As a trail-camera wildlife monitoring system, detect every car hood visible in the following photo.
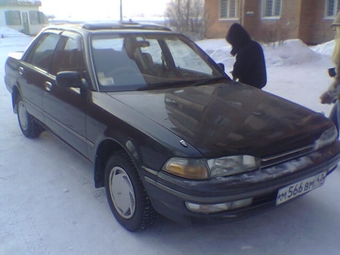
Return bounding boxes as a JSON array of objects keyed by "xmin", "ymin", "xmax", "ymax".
[{"xmin": 107, "ymin": 82, "xmax": 333, "ymax": 158}]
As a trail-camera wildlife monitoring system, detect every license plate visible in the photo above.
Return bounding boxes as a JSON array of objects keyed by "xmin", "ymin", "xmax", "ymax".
[{"xmin": 276, "ymin": 171, "xmax": 327, "ymax": 205}]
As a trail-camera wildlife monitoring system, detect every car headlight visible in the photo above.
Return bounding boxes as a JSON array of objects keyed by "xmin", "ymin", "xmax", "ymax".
[
  {"xmin": 314, "ymin": 125, "xmax": 338, "ymax": 149},
  {"xmin": 162, "ymin": 158, "xmax": 209, "ymax": 180},
  {"xmin": 207, "ymin": 155, "xmax": 259, "ymax": 178},
  {"xmin": 162, "ymin": 155, "xmax": 259, "ymax": 180}
]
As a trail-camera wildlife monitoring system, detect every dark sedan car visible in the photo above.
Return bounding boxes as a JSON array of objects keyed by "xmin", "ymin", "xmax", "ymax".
[{"xmin": 4, "ymin": 22, "xmax": 340, "ymax": 231}]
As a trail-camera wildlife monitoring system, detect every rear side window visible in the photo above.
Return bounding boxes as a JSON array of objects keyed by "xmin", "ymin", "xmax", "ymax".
[{"xmin": 25, "ymin": 33, "xmax": 60, "ymax": 71}]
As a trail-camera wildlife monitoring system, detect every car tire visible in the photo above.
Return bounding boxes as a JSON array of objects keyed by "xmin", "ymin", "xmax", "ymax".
[
  {"xmin": 105, "ymin": 151, "xmax": 158, "ymax": 231},
  {"xmin": 17, "ymin": 95, "xmax": 43, "ymax": 138}
]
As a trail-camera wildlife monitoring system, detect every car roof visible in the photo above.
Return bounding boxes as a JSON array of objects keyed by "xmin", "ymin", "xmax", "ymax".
[
  {"xmin": 43, "ymin": 21, "xmax": 172, "ymax": 35},
  {"xmin": 83, "ymin": 21, "xmax": 172, "ymax": 31}
]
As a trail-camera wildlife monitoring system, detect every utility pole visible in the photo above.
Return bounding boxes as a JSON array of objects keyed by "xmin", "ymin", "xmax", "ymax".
[
  {"xmin": 239, "ymin": 0, "xmax": 243, "ymax": 26},
  {"xmin": 120, "ymin": 0, "xmax": 123, "ymax": 21}
]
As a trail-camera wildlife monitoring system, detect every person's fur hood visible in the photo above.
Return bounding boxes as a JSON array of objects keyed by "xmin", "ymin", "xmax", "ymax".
[{"xmin": 226, "ymin": 23, "xmax": 251, "ymax": 56}]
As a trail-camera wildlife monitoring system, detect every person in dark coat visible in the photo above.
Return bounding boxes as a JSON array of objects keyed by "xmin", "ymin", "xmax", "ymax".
[{"xmin": 226, "ymin": 23, "xmax": 267, "ymax": 89}]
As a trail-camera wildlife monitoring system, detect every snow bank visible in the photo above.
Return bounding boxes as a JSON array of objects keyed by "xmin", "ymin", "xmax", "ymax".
[
  {"xmin": 197, "ymin": 38, "xmax": 334, "ymax": 69},
  {"xmin": 0, "ymin": 27, "xmax": 27, "ymax": 37},
  {"xmin": 0, "ymin": 28, "xmax": 33, "ymax": 64},
  {"xmin": 311, "ymin": 40, "xmax": 335, "ymax": 56},
  {"xmin": 264, "ymin": 39, "xmax": 321, "ymax": 67},
  {"xmin": 196, "ymin": 39, "xmax": 234, "ymax": 71}
]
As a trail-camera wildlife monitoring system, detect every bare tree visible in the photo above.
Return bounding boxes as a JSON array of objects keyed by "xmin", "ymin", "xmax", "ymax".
[
  {"xmin": 258, "ymin": 22, "xmax": 289, "ymax": 46},
  {"xmin": 165, "ymin": 0, "xmax": 205, "ymax": 40}
]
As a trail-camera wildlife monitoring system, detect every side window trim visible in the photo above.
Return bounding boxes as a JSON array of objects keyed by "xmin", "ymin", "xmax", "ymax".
[
  {"xmin": 23, "ymin": 31, "xmax": 61, "ymax": 72},
  {"xmin": 22, "ymin": 29, "xmax": 61, "ymax": 62}
]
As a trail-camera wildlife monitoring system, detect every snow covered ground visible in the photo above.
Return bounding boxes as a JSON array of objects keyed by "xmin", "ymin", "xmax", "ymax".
[{"xmin": 1, "ymin": 27, "xmax": 340, "ymax": 255}]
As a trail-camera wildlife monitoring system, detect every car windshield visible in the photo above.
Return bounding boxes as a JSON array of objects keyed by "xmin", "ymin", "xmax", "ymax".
[{"xmin": 91, "ymin": 33, "xmax": 228, "ymax": 92}]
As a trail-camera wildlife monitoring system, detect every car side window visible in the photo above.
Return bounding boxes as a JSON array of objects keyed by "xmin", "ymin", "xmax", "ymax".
[
  {"xmin": 139, "ymin": 38, "xmax": 162, "ymax": 66},
  {"xmin": 166, "ymin": 38, "xmax": 212, "ymax": 75},
  {"xmin": 51, "ymin": 32, "xmax": 85, "ymax": 76},
  {"xmin": 25, "ymin": 33, "xmax": 60, "ymax": 71}
]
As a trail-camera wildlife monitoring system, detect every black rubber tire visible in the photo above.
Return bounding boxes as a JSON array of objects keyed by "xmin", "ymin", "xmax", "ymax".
[
  {"xmin": 16, "ymin": 95, "xmax": 43, "ymax": 138},
  {"xmin": 104, "ymin": 151, "xmax": 158, "ymax": 231}
]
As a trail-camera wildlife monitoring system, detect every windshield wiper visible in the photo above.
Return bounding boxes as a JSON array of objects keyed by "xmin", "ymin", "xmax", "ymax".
[
  {"xmin": 192, "ymin": 76, "xmax": 230, "ymax": 87},
  {"xmin": 137, "ymin": 76, "xmax": 230, "ymax": 91},
  {"xmin": 137, "ymin": 80, "xmax": 191, "ymax": 91}
]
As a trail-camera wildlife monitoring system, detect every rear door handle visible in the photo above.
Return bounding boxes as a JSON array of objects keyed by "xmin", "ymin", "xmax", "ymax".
[
  {"xmin": 18, "ymin": 66, "xmax": 24, "ymax": 75},
  {"xmin": 44, "ymin": 81, "xmax": 52, "ymax": 92}
]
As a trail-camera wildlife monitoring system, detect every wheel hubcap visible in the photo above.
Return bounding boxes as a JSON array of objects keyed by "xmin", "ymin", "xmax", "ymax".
[
  {"xmin": 18, "ymin": 101, "xmax": 28, "ymax": 131},
  {"xmin": 109, "ymin": 166, "xmax": 136, "ymax": 219}
]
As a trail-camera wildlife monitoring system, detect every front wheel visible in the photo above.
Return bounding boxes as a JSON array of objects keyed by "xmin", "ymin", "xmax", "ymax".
[
  {"xmin": 17, "ymin": 95, "xmax": 43, "ymax": 138},
  {"xmin": 105, "ymin": 151, "xmax": 158, "ymax": 231}
]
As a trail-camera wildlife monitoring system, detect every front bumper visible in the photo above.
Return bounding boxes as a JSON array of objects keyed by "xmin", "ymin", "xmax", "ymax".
[{"xmin": 143, "ymin": 142, "xmax": 340, "ymax": 225}]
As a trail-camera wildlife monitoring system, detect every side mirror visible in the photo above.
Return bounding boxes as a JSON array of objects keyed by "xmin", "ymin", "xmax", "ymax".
[
  {"xmin": 217, "ymin": 63, "xmax": 225, "ymax": 72},
  {"xmin": 136, "ymin": 40, "xmax": 150, "ymax": 48},
  {"xmin": 56, "ymin": 71, "xmax": 83, "ymax": 88}
]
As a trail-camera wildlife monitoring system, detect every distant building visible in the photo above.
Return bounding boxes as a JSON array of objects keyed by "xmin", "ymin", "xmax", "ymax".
[
  {"xmin": 0, "ymin": 0, "xmax": 48, "ymax": 35},
  {"xmin": 205, "ymin": 0, "xmax": 339, "ymax": 45}
]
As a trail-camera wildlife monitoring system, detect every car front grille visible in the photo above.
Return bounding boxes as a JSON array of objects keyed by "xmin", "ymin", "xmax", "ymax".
[{"xmin": 260, "ymin": 144, "xmax": 315, "ymax": 168}]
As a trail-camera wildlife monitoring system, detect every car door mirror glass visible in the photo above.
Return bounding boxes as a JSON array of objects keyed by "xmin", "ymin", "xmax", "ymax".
[{"xmin": 56, "ymin": 71, "xmax": 83, "ymax": 88}]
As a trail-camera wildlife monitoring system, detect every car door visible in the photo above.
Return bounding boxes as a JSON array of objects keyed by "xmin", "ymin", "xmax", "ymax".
[
  {"xmin": 43, "ymin": 31, "xmax": 90, "ymax": 157},
  {"xmin": 19, "ymin": 31, "xmax": 61, "ymax": 122}
]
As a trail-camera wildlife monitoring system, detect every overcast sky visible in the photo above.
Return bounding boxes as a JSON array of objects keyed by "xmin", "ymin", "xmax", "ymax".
[{"xmin": 40, "ymin": 0, "xmax": 168, "ymax": 20}]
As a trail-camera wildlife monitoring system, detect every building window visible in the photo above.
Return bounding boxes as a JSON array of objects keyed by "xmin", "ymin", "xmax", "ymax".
[
  {"xmin": 5, "ymin": 11, "xmax": 22, "ymax": 25},
  {"xmin": 29, "ymin": 11, "xmax": 45, "ymax": 24},
  {"xmin": 220, "ymin": 0, "xmax": 238, "ymax": 19},
  {"xmin": 325, "ymin": 0, "xmax": 340, "ymax": 17},
  {"xmin": 262, "ymin": 0, "xmax": 282, "ymax": 18},
  {"xmin": 29, "ymin": 11, "xmax": 39, "ymax": 24}
]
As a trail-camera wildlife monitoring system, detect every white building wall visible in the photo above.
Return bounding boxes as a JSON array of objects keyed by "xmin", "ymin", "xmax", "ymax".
[{"xmin": 0, "ymin": 5, "xmax": 47, "ymax": 35}]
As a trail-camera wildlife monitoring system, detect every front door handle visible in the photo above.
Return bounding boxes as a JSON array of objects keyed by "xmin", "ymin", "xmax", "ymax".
[
  {"xmin": 44, "ymin": 81, "xmax": 52, "ymax": 92},
  {"xmin": 18, "ymin": 66, "xmax": 24, "ymax": 75}
]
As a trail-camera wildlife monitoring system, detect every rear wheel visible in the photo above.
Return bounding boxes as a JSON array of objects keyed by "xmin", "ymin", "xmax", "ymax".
[
  {"xmin": 105, "ymin": 151, "xmax": 158, "ymax": 231},
  {"xmin": 17, "ymin": 95, "xmax": 43, "ymax": 138}
]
